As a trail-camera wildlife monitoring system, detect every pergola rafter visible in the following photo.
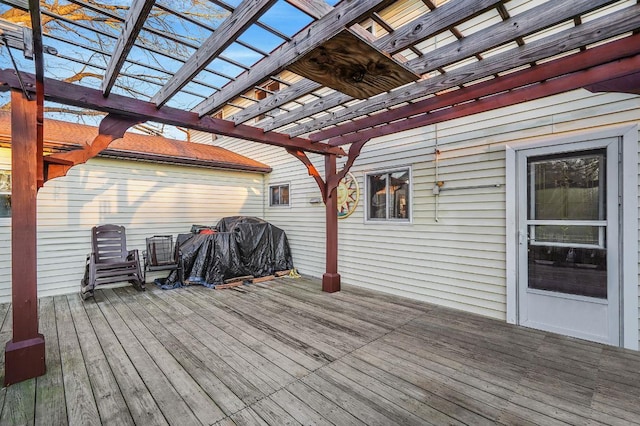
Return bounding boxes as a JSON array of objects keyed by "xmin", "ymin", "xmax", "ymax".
[
  {"xmin": 100, "ymin": 0, "xmax": 155, "ymax": 96},
  {"xmin": 151, "ymin": 0, "xmax": 278, "ymax": 108}
]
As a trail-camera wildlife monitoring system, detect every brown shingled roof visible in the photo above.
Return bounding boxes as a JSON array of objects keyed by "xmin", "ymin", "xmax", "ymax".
[{"xmin": 0, "ymin": 112, "xmax": 271, "ymax": 173}]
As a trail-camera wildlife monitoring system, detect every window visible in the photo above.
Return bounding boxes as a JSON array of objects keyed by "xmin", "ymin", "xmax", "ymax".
[
  {"xmin": 366, "ymin": 168, "xmax": 411, "ymax": 221},
  {"xmin": 0, "ymin": 170, "xmax": 10, "ymax": 218},
  {"xmin": 269, "ymin": 183, "xmax": 289, "ymax": 206}
]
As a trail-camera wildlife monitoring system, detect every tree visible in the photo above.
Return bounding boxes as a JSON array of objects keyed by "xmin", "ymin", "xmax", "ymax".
[{"xmin": 0, "ymin": 0, "xmax": 228, "ymax": 135}]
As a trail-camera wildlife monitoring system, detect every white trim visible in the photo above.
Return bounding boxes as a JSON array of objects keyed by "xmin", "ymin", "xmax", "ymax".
[
  {"xmin": 621, "ymin": 125, "xmax": 639, "ymax": 350},
  {"xmin": 505, "ymin": 145, "xmax": 517, "ymax": 324},
  {"xmin": 526, "ymin": 288, "xmax": 609, "ymax": 304},
  {"xmin": 505, "ymin": 125, "xmax": 638, "ymax": 349}
]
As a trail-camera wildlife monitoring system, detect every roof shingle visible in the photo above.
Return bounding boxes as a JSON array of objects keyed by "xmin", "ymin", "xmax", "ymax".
[{"xmin": 0, "ymin": 112, "xmax": 271, "ymax": 173}]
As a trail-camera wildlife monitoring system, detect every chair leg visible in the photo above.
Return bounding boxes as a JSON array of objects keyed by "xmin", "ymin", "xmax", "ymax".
[
  {"xmin": 80, "ymin": 284, "xmax": 94, "ymax": 300},
  {"xmin": 80, "ymin": 261, "xmax": 94, "ymax": 300},
  {"xmin": 130, "ymin": 276, "xmax": 145, "ymax": 292}
]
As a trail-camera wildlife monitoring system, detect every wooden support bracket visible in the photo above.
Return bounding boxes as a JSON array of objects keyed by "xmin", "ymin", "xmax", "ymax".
[
  {"xmin": 44, "ymin": 113, "xmax": 142, "ymax": 182},
  {"xmin": 286, "ymin": 148, "xmax": 327, "ymax": 201},
  {"xmin": 287, "ymin": 139, "xmax": 369, "ymax": 293}
]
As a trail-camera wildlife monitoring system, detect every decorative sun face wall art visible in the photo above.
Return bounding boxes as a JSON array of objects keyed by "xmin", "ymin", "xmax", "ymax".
[{"xmin": 337, "ymin": 172, "xmax": 360, "ymax": 219}]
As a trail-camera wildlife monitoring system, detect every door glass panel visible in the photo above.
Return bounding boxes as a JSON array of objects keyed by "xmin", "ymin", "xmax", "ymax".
[
  {"xmin": 389, "ymin": 170, "xmax": 409, "ymax": 219},
  {"xmin": 367, "ymin": 174, "xmax": 387, "ymax": 219},
  {"xmin": 527, "ymin": 150, "xmax": 607, "ymax": 298},
  {"xmin": 528, "ymin": 246, "xmax": 607, "ymax": 298},
  {"xmin": 529, "ymin": 152, "xmax": 605, "ymax": 221}
]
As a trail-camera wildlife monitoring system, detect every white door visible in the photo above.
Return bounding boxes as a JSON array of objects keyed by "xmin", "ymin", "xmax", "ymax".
[{"xmin": 517, "ymin": 138, "xmax": 620, "ymax": 345}]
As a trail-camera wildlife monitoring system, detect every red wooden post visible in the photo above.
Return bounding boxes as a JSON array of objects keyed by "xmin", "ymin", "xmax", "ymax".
[
  {"xmin": 322, "ymin": 154, "xmax": 340, "ymax": 292},
  {"xmin": 5, "ymin": 89, "xmax": 46, "ymax": 386}
]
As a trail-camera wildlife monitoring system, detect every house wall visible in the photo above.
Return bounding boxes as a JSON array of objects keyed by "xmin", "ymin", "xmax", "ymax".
[
  {"xmin": 0, "ymin": 153, "xmax": 265, "ymax": 302},
  {"xmin": 214, "ymin": 89, "xmax": 640, "ymax": 339}
]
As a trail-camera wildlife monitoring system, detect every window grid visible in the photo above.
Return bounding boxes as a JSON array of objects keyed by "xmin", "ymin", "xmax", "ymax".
[{"xmin": 269, "ymin": 183, "xmax": 290, "ymax": 206}]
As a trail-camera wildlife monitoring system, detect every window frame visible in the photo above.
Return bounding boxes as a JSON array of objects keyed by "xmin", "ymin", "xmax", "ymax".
[
  {"xmin": 0, "ymin": 168, "xmax": 10, "ymax": 224},
  {"xmin": 269, "ymin": 182, "xmax": 290, "ymax": 207},
  {"xmin": 364, "ymin": 166, "xmax": 412, "ymax": 224}
]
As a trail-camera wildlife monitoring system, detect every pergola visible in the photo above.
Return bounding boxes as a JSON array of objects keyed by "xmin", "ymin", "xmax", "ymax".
[{"xmin": 0, "ymin": 0, "xmax": 639, "ymax": 385}]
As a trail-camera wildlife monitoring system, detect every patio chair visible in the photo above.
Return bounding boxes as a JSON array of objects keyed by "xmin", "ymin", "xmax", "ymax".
[
  {"xmin": 142, "ymin": 235, "xmax": 183, "ymax": 284},
  {"xmin": 81, "ymin": 224, "xmax": 144, "ymax": 300}
]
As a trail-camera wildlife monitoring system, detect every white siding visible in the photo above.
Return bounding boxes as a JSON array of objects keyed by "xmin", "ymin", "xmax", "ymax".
[
  {"xmin": 189, "ymin": 130, "xmax": 215, "ymax": 145},
  {"xmin": 216, "ymin": 89, "xmax": 640, "ymax": 327},
  {"xmin": 0, "ymin": 155, "xmax": 264, "ymax": 302}
]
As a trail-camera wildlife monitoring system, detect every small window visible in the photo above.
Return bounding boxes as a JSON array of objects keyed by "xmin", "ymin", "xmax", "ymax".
[
  {"xmin": 270, "ymin": 183, "xmax": 290, "ymax": 206},
  {"xmin": 366, "ymin": 168, "xmax": 411, "ymax": 222},
  {"xmin": 0, "ymin": 170, "xmax": 10, "ymax": 218}
]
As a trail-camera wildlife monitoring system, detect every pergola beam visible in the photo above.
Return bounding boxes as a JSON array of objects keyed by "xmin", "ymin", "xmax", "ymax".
[
  {"xmin": 151, "ymin": 0, "xmax": 278, "ymax": 108},
  {"xmin": 0, "ymin": 69, "xmax": 345, "ymax": 156},
  {"xmin": 101, "ymin": 0, "xmax": 155, "ymax": 96},
  {"xmin": 192, "ymin": 0, "xmax": 396, "ymax": 117}
]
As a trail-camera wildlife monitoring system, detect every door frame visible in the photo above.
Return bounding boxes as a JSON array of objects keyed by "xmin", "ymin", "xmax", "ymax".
[{"xmin": 506, "ymin": 125, "xmax": 638, "ymax": 349}]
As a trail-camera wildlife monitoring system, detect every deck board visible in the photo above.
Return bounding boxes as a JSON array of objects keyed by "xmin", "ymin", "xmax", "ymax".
[
  {"xmin": 66, "ymin": 293, "xmax": 135, "ymax": 425},
  {"xmin": 34, "ymin": 297, "xmax": 67, "ymax": 426},
  {"xmin": 82, "ymin": 292, "xmax": 168, "ymax": 425},
  {"xmin": 55, "ymin": 295, "xmax": 101, "ymax": 426},
  {"xmin": 159, "ymin": 288, "xmax": 309, "ymax": 380},
  {"xmin": 145, "ymin": 289, "xmax": 294, "ymax": 390},
  {"xmin": 1, "ymin": 276, "xmax": 640, "ymax": 425},
  {"xmin": 103, "ymin": 288, "xmax": 226, "ymax": 425}
]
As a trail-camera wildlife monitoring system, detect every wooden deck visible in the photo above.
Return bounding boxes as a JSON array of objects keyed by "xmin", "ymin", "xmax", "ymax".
[{"xmin": 1, "ymin": 276, "xmax": 639, "ymax": 425}]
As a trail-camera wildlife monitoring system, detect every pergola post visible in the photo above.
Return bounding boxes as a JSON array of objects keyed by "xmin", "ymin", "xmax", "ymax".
[
  {"xmin": 322, "ymin": 153, "xmax": 340, "ymax": 292},
  {"xmin": 4, "ymin": 89, "xmax": 46, "ymax": 386},
  {"xmin": 288, "ymin": 141, "xmax": 368, "ymax": 293}
]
